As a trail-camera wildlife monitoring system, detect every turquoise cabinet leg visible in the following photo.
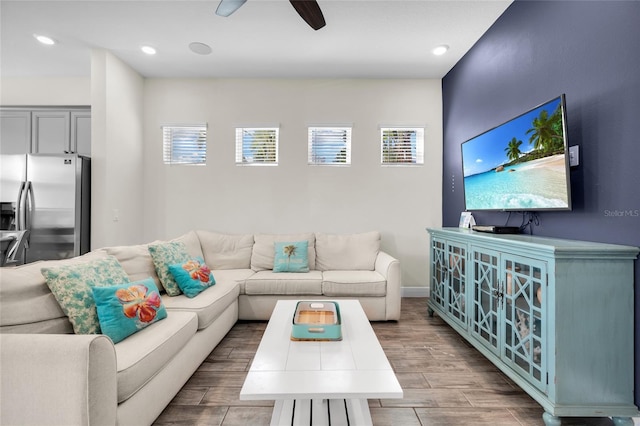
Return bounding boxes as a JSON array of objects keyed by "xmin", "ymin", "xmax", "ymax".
[
  {"xmin": 542, "ymin": 412, "xmax": 561, "ymax": 426},
  {"xmin": 611, "ymin": 417, "xmax": 634, "ymax": 426},
  {"xmin": 428, "ymin": 307, "xmax": 434, "ymax": 317}
]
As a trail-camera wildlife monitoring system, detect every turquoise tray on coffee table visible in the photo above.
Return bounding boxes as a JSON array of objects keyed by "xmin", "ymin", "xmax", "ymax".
[{"xmin": 291, "ymin": 301, "xmax": 342, "ymax": 341}]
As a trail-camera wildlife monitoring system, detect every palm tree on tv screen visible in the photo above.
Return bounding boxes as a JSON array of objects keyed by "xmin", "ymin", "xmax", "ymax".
[
  {"xmin": 504, "ymin": 137, "xmax": 524, "ymax": 161},
  {"xmin": 526, "ymin": 106, "xmax": 564, "ymax": 154}
]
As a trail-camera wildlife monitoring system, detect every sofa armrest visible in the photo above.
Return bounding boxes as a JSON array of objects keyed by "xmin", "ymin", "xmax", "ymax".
[
  {"xmin": 375, "ymin": 251, "xmax": 401, "ymax": 320},
  {"xmin": 0, "ymin": 334, "xmax": 117, "ymax": 426}
]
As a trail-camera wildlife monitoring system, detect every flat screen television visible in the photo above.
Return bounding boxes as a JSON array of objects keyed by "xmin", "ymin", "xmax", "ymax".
[{"xmin": 461, "ymin": 94, "xmax": 572, "ymax": 212}]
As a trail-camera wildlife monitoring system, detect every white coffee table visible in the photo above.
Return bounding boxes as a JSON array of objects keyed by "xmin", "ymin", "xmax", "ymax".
[{"xmin": 240, "ymin": 299, "xmax": 403, "ymax": 426}]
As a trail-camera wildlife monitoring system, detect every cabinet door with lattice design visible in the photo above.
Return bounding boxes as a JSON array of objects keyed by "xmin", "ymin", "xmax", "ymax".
[
  {"xmin": 501, "ymin": 255, "xmax": 547, "ymax": 393},
  {"xmin": 445, "ymin": 241, "xmax": 467, "ymax": 329},
  {"xmin": 469, "ymin": 246, "xmax": 501, "ymax": 356},
  {"xmin": 429, "ymin": 237, "xmax": 448, "ymax": 313}
]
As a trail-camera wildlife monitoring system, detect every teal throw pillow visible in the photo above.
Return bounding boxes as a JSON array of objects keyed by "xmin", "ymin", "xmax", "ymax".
[
  {"xmin": 148, "ymin": 241, "xmax": 191, "ymax": 296},
  {"xmin": 92, "ymin": 277, "xmax": 167, "ymax": 344},
  {"xmin": 41, "ymin": 256, "xmax": 131, "ymax": 334},
  {"xmin": 273, "ymin": 241, "xmax": 309, "ymax": 272},
  {"xmin": 168, "ymin": 257, "xmax": 216, "ymax": 298}
]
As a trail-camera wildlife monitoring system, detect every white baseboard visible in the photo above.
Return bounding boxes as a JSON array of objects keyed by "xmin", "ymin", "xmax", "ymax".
[{"xmin": 401, "ymin": 287, "xmax": 429, "ymax": 298}]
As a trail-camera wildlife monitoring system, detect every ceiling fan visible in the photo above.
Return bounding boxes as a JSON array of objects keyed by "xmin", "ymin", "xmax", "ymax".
[{"xmin": 215, "ymin": 0, "xmax": 326, "ymax": 31}]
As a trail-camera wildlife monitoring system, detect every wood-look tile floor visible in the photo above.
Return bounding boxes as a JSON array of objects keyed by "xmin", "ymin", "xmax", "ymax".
[{"xmin": 153, "ymin": 298, "xmax": 624, "ymax": 426}]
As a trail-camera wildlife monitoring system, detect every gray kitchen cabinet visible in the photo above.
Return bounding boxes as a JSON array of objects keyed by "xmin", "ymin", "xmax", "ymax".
[
  {"xmin": 71, "ymin": 110, "xmax": 91, "ymax": 156},
  {"xmin": 0, "ymin": 110, "xmax": 31, "ymax": 155},
  {"xmin": 1, "ymin": 107, "xmax": 91, "ymax": 155},
  {"xmin": 31, "ymin": 110, "xmax": 71, "ymax": 154}
]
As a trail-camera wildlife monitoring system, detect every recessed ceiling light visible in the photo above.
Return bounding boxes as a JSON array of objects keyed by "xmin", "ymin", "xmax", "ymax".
[
  {"xmin": 432, "ymin": 45, "xmax": 449, "ymax": 56},
  {"xmin": 34, "ymin": 34, "xmax": 56, "ymax": 45},
  {"xmin": 189, "ymin": 42, "xmax": 212, "ymax": 55},
  {"xmin": 141, "ymin": 45, "xmax": 157, "ymax": 55}
]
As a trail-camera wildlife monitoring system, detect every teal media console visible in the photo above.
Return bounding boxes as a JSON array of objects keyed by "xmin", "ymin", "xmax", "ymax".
[{"xmin": 427, "ymin": 227, "xmax": 639, "ymax": 426}]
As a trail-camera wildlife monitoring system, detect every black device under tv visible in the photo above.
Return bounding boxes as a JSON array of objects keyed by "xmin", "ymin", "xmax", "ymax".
[
  {"xmin": 472, "ymin": 225, "xmax": 520, "ymax": 234},
  {"xmin": 460, "ymin": 94, "xmax": 572, "ymax": 213}
]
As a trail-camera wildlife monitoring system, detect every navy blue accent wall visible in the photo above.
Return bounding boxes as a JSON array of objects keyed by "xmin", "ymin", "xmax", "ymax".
[{"xmin": 442, "ymin": 1, "xmax": 640, "ymax": 407}]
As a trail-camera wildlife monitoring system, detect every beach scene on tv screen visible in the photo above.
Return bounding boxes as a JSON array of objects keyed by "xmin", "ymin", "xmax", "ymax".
[{"xmin": 462, "ymin": 97, "xmax": 570, "ymax": 210}]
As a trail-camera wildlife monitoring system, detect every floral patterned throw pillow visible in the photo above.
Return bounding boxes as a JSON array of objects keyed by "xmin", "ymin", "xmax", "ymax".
[
  {"xmin": 148, "ymin": 241, "xmax": 191, "ymax": 296},
  {"xmin": 41, "ymin": 256, "xmax": 131, "ymax": 334},
  {"xmin": 91, "ymin": 277, "xmax": 167, "ymax": 343},
  {"xmin": 168, "ymin": 257, "xmax": 216, "ymax": 298}
]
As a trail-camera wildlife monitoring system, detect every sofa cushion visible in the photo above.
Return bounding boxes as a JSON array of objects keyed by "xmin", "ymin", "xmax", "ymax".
[
  {"xmin": 148, "ymin": 241, "xmax": 191, "ymax": 297},
  {"xmin": 100, "ymin": 243, "xmax": 163, "ymax": 292},
  {"xmin": 244, "ymin": 271, "xmax": 323, "ymax": 295},
  {"xmin": 0, "ymin": 317, "xmax": 73, "ymax": 334},
  {"xmin": 315, "ymin": 231, "xmax": 380, "ymax": 271},
  {"xmin": 196, "ymin": 231, "xmax": 254, "ymax": 270},
  {"xmin": 0, "ymin": 251, "xmax": 108, "ymax": 333},
  {"xmin": 251, "ymin": 233, "xmax": 316, "ymax": 271},
  {"xmin": 168, "ymin": 257, "xmax": 215, "ymax": 298},
  {"xmin": 273, "ymin": 241, "xmax": 309, "ymax": 273},
  {"xmin": 92, "ymin": 278, "xmax": 167, "ymax": 344},
  {"xmin": 322, "ymin": 270, "xmax": 387, "ymax": 297},
  {"xmin": 161, "ymin": 280, "xmax": 239, "ymax": 330},
  {"xmin": 41, "ymin": 256, "xmax": 131, "ymax": 335},
  {"xmin": 209, "ymin": 269, "xmax": 255, "ymax": 295},
  {"xmin": 114, "ymin": 310, "xmax": 197, "ymax": 403},
  {"xmin": 102, "ymin": 231, "xmax": 203, "ymax": 294},
  {"xmin": 171, "ymin": 230, "xmax": 204, "ymax": 256}
]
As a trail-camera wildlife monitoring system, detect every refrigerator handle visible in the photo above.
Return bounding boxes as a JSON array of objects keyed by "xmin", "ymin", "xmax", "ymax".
[
  {"xmin": 25, "ymin": 181, "xmax": 34, "ymax": 232},
  {"xmin": 16, "ymin": 181, "xmax": 27, "ymax": 230}
]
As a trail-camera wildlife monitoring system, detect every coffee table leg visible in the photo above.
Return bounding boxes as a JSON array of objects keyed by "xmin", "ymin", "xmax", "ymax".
[
  {"xmin": 345, "ymin": 398, "xmax": 373, "ymax": 425},
  {"xmin": 271, "ymin": 400, "xmax": 292, "ymax": 426}
]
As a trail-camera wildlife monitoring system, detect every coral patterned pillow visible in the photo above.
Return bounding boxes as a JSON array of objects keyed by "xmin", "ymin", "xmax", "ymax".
[
  {"xmin": 168, "ymin": 257, "xmax": 216, "ymax": 298},
  {"xmin": 91, "ymin": 278, "xmax": 167, "ymax": 343}
]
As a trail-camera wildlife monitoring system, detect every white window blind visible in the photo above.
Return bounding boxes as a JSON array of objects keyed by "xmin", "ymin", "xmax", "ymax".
[
  {"xmin": 308, "ymin": 126, "xmax": 352, "ymax": 165},
  {"xmin": 235, "ymin": 127, "xmax": 279, "ymax": 165},
  {"xmin": 381, "ymin": 127, "xmax": 424, "ymax": 165},
  {"xmin": 162, "ymin": 124, "xmax": 207, "ymax": 165}
]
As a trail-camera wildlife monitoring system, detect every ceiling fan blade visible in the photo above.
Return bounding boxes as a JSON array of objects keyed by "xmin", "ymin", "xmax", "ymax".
[
  {"xmin": 290, "ymin": 0, "xmax": 326, "ymax": 30},
  {"xmin": 216, "ymin": 0, "xmax": 247, "ymax": 17}
]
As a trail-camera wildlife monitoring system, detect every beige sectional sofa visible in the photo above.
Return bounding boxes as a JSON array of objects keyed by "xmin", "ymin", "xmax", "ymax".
[{"xmin": 0, "ymin": 230, "xmax": 400, "ymax": 426}]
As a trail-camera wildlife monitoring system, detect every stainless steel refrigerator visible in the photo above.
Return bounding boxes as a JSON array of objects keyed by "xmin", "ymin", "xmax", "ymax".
[{"xmin": 0, "ymin": 154, "xmax": 90, "ymax": 263}]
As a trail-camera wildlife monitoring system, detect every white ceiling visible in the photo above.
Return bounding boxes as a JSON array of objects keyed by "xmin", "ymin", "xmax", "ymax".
[{"xmin": 0, "ymin": 0, "xmax": 512, "ymax": 79}]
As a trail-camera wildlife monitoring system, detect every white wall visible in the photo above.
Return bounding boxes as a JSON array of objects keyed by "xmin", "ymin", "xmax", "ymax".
[
  {"xmin": 90, "ymin": 50, "xmax": 145, "ymax": 249},
  {"xmin": 143, "ymin": 78, "xmax": 442, "ymax": 289},
  {"xmin": 0, "ymin": 77, "xmax": 90, "ymax": 105},
  {"xmin": 1, "ymin": 71, "xmax": 441, "ymax": 289}
]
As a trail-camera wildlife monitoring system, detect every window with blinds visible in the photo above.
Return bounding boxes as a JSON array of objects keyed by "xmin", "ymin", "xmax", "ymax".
[
  {"xmin": 380, "ymin": 127, "xmax": 424, "ymax": 165},
  {"xmin": 235, "ymin": 127, "xmax": 279, "ymax": 165},
  {"xmin": 162, "ymin": 124, "xmax": 207, "ymax": 165},
  {"xmin": 308, "ymin": 126, "xmax": 352, "ymax": 165}
]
